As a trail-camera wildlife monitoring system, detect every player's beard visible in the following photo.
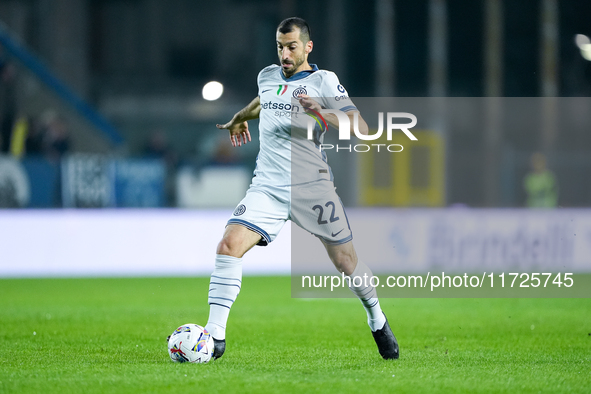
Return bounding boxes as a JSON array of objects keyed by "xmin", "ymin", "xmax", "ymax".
[{"xmin": 281, "ymin": 54, "xmax": 305, "ymax": 78}]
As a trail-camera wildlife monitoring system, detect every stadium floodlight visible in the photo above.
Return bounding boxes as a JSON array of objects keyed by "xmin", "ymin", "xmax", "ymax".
[
  {"xmin": 574, "ymin": 34, "xmax": 591, "ymax": 61},
  {"xmin": 574, "ymin": 34, "xmax": 590, "ymax": 48},
  {"xmin": 202, "ymin": 81, "xmax": 224, "ymax": 101}
]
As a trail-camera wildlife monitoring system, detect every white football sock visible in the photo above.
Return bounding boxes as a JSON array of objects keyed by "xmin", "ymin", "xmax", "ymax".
[
  {"xmin": 347, "ymin": 260, "xmax": 386, "ymax": 331},
  {"xmin": 205, "ymin": 254, "xmax": 242, "ymax": 340}
]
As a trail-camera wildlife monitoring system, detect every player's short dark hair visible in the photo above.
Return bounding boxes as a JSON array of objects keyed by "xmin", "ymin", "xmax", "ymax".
[{"xmin": 277, "ymin": 17, "xmax": 311, "ymax": 43}]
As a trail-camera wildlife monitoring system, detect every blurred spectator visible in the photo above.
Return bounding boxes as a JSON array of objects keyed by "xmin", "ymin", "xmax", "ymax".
[
  {"xmin": 8, "ymin": 116, "xmax": 28, "ymax": 158},
  {"xmin": 144, "ymin": 129, "xmax": 178, "ymax": 206},
  {"xmin": 42, "ymin": 112, "xmax": 71, "ymax": 162},
  {"xmin": 0, "ymin": 51, "xmax": 16, "ymax": 154},
  {"xmin": 524, "ymin": 152, "xmax": 558, "ymax": 208},
  {"xmin": 207, "ymin": 136, "xmax": 240, "ymax": 166},
  {"xmin": 144, "ymin": 129, "xmax": 177, "ymax": 166},
  {"xmin": 25, "ymin": 116, "xmax": 45, "ymax": 155}
]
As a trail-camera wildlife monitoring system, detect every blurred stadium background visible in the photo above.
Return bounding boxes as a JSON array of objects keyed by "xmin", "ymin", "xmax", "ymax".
[{"xmin": 0, "ymin": 0, "xmax": 590, "ymax": 277}]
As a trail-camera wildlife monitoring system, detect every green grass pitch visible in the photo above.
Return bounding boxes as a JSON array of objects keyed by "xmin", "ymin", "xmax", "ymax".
[{"xmin": 0, "ymin": 276, "xmax": 589, "ymax": 393}]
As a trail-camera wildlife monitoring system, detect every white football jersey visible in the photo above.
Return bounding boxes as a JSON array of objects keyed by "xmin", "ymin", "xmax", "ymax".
[{"xmin": 254, "ymin": 64, "xmax": 357, "ymax": 186}]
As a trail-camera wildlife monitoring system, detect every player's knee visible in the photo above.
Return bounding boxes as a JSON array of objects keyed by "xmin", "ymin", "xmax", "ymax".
[{"xmin": 216, "ymin": 237, "xmax": 241, "ymax": 257}]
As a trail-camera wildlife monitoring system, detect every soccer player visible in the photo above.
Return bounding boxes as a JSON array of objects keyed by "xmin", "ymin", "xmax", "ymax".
[{"xmin": 206, "ymin": 17, "xmax": 399, "ymax": 360}]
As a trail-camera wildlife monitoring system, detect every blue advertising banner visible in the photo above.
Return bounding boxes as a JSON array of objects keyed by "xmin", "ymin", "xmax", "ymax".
[
  {"xmin": 62, "ymin": 154, "xmax": 114, "ymax": 208},
  {"xmin": 21, "ymin": 156, "xmax": 59, "ymax": 208},
  {"xmin": 112, "ymin": 159, "xmax": 165, "ymax": 207},
  {"xmin": 61, "ymin": 154, "xmax": 166, "ymax": 208}
]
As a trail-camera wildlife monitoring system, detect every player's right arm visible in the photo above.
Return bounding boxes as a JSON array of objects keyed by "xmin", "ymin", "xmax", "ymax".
[{"xmin": 216, "ymin": 96, "xmax": 261, "ymax": 147}]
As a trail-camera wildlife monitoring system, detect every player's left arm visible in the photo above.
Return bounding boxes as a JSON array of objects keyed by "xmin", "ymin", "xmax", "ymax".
[{"xmin": 298, "ymin": 94, "xmax": 369, "ymax": 136}]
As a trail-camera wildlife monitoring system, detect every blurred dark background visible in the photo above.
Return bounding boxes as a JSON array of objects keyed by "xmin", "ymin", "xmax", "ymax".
[{"xmin": 0, "ymin": 0, "xmax": 590, "ymax": 209}]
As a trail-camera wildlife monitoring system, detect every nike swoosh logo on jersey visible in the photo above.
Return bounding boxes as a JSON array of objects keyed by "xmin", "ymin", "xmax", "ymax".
[
  {"xmin": 331, "ymin": 229, "xmax": 344, "ymax": 237},
  {"xmin": 262, "ymin": 89, "xmax": 272, "ymax": 93}
]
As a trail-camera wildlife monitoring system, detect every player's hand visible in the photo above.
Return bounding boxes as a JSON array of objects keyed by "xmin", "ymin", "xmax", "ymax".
[
  {"xmin": 297, "ymin": 94, "xmax": 322, "ymax": 113},
  {"xmin": 216, "ymin": 120, "xmax": 252, "ymax": 147}
]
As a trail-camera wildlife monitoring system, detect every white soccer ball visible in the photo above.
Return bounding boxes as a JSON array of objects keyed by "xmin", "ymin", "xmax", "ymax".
[{"xmin": 167, "ymin": 324, "xmax": 214, "ymax": 363}]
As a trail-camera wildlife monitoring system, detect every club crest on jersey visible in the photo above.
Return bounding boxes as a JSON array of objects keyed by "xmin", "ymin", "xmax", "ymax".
[
  {"xmin": 292, "ymin": 86, "xmax": 307, "ymax": 98},
  {"xmin": 277, "ymin": 84, "xmax": 288, "ymax": 95},
  {"xmin": 233, "ymin": 204, "xmax": 246, "ymax": 216}
]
